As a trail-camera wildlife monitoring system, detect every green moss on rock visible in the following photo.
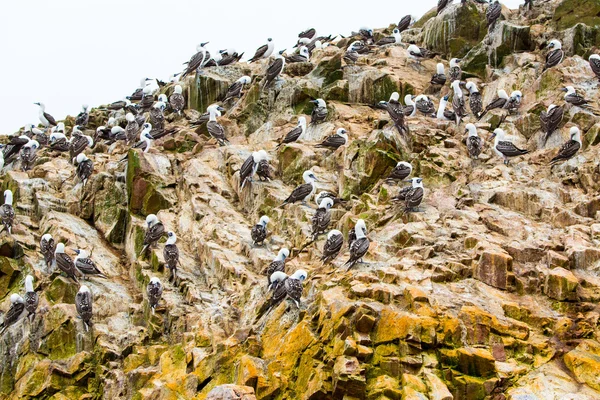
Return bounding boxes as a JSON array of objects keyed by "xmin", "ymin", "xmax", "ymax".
[{"xmin": 554, "ymin": 0, "xmax": 600, "ymax": 30}]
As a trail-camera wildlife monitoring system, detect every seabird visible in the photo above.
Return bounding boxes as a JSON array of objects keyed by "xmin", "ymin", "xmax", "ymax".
[
  {"xmin": 451, "ymin": 80, "xmax": 468, "ymax": 125},
  {"xmin": 147, "ymin": 277, "xmax": 163, "ymax": 314},
  {"xmin": 107, "ymin": 98, "xmax": 132, "ymax": 111},
  {"xmin": 181, "ymin": 42, "xmax": 210, "ymax": 78},
  {"xmin": 314, "ymin": 191, "xmax": 346, "ymax": 207},
  {"xmin": 277, "ymin": 117, "xmax": 307, "ymax": 148},
  {"xmin": 415, "ymin": 95, "xmax": 436, "ymax": 116},
  {"xmin": 438, "ymin": 0, "xmax": 450, "ymax": 14},
  {"xmin": 376, "ymin": 28, "xmax": 402, "ymax": 46},
  {"xmin": 75, "ymin": 285, "xmax": 93, "ymax": 332},
  {"xmin": 311, "ymin": 198, "xmax": 333, "ymax": 240},
  {"xmin": 284, "ymin": 269, "xmax": 307, "ymax": 308},
  {"xmin": 218, "ymin": 49, "xmax": 244, "ymax": 66},
  {"xmin": 163, "ymin": 231, "xmax": 180, "ymax": 282},
  {"xmin": 344, "ymin": 219, "xmax": 370, "ymax": 270},
  {"xmin": 54, "ymin": 122, "xmax": 66, "ymax": 134},
  {"xmin": 143, "ymin": 79, "xmax": 160, "ymax": 97},
  {"xmin": 74, "ymin": 249, "xmax": 106, "ymax": 278},
  {"xmin": 207, "ymin": 105, "xmax": 229, "ymax": 146},
  {"xmin": 95, "ymin": 125, "xmax": 111, "ymax": 143},
  {"xmin": 310, "ymin": 99, "xmax": 328, "ymax": 124},
  {"xmin": 486, "ymin": 0, "xmax": 502, "ymax": 30},
  {"xmin": 128, "ymin": 123, "xmax": 154, "ymax": 154},
  {"xmin": 540, "ymin": 104, "xmax": 564, "ymax": 145},
  {"xmin": 34, "ymin": 102, "xmax": 58, "ymax": 128},
  {"xmin": 263, "ymin": 50, "xmax": 286, "ymax": 89},
  {"xmin": 466, "ymin": 82, "xmax": 483, "ymax": 118},
  {"xmin": 491, "ymin": 128, "xmax": 529, "ymax": 165},
  {"xmin": 316, "ymin": 128, "xmax": 348, "ymax": 150},
  {"xmin": 110, "ymin": 126, "xmax": 127, "ymax": 142},
  {"xmin": 249, "ymin": 38, "xmax": 274, "ymax": 63},
  {"xmin": 407, "ymin": 45, "xmax": 437, "ymax": 69},
  {"xmin": 379, "ymin": 92, "xmax": 408, "ymax": 134},
  {"xmin": 19, "ymin": 139, "xmax": 39, "ymax": 171},
  {"xmin": 0, "ymin": 190, "xmax": 14, "ymax": 235},
  {"xmin": 40, "ymin": 233, "xmax": 56, "ymax": 269},
  {"xmin": 257, "ymin": 272, "xmax": 288, "ymax": 319},
  {"xmin": 551, "ymin": 126, "xmax": 582, "ymax": 164},
  {"xmin": 403, "ymin": 95, "xmax": 417, "ymax": 116},
  {"xmin": 266, "ymin": 248, "xmax": 290, "ymax": 284},
  {"xmin": 298, "ymin": 28, "xmax": 316, "ymax": 40},
  {"xmin": 190, "ymin": 104, "xmax": 222, "ymax": 127},
  {"xmin": 397, "ymin": 15, "xmax": 415, "ymax": 32},
  {"xmin": 437, "ymin": 95, "xmax": 457, "ymax": 121},
  {"xmin": 430, "ymin": 63, "xmax": 447, "ymax": 86},
  {"xmin": 239, "ymin": 150, "xmax": 269, "ymax": 189},
  {"xmin": 4, "ymin": 135, "xmax": 32, "ymax": 163},
  {"xmin": 285, "ymin": 46, "xmax": 310, "ymax": 63},
  {"xmin": 256, "ymin": 155, "xmax": 272, "ymax": 182},
  {"xmin": 128, "ymin": 78, "xmax": 146, "ymax": 101},
  {"xmin": 544, "ymin": 40, "xmax": 564, "ymax": 70},
  {"xmin": 562, "ymin": 86, "xmax": 589, "ymax": 107},
  {"xmin": 24, "ymin": 275, "xmax": 39, "ymax": 322},
  {"xmin": 251, "ymin": 216, "xmax": 270, "ymax": 246},
  {"xmin": 507, "ymin": 91, "xmax": 523, "ymax": 114},
  {"xmin": 465, "ymin": 123, "xmax": 484, "ymax": 159},
  {"xmin": 223, "ymin": 76, "xmax": 251, "ymax": 103},
  {"xmin": 75, "ymin": 104, "xmax": 90, "ymax": 127},
  {"xmin": 31, "ymin": 127, "xmax": 49, "ymax": 146},
  {"xmin": 478, "ymin": 89, "xmax": 509, "ymax": 120},
  {"xmin": 0, "ymin": 294, "xmax": 26, "ymax": 334},
  {"xmin": 321, "ymin": 230, "xmax": 344, "ymax": 264},
  {"xmin": 149, "ymin": 101, "xmax": 166, "ymax": 130},
  {"xmin": 169, "ymin": 85, "xmax": 185, "ymax": 114},
  {"xmin": 356, "ymin": 27, "xmax": 374, "ymax": 44},
  {"xmin": 344, "ymin": 41, "xmax": 362, "ymax": 65},
  {"xmin": 142, "ymin": 214, "xmax": 165, "ymax": 254},
  {"xmin": 402, "ymin": 177, "xmax": 425, "ymax": 212},
  {"xmin": 449, "ymin": 58, "xmax": 462, "ymax": 81},
  {"xmin": 125, "ymin": 113, "xmax": 141, "ymax": 143},
  {"xmin": 589, "ymin": 54, "xmax": 600, "ymax": 80},
  {"xmin": 54, "ymin": 243, "xmax": 79, "ymax": 281},
  {"xmin": 387, "ymin": 161, "xmax": 412, "ymax": 182},
  {"xmin": 69, "ymin": 126, "xmax": 94, "ymax": 162},
  {"xmin": 282, "ymin": 170, "xmax": 318, "ymax": 206}
]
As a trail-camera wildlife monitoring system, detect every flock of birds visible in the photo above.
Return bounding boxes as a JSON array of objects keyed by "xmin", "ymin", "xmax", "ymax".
[{"xmin": 2, "ymin": 0, "xmax": 600, "ymax": 336}]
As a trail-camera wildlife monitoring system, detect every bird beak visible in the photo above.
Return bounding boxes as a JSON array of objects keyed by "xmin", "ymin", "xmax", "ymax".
[
  {"xmin": 457, "ymin": 59, "xmax": 462, "ymax": 62},
  {"xmin": 490, "ymin": 133, "xmax": 497, "ymax": 139},
  {"xmin": 217, "ymin": 106, "xmax": 225, "ymax": 112},
  {"xmin": 560, "ymin": 87, "xmax": 568, "ymax": 92}
]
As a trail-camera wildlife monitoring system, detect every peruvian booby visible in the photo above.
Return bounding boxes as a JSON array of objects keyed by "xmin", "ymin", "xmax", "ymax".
[
  {"xmin": 34, "ymin": 102, "xmax": 58, "ymax": 128},
  {"xmin": 507, "ymin": 91, "xmax": 523, "ymax": 114},
  {"xmin": 486, "ymin": 0, "xmax": 502, "ymax": 30},
  {"xmin": 311, "ymin": 198, "xmax": 333, "ymax": 240},
  {"xmin": 310, "ymin": 99, "xmax": 328, "ymax": 125},
  {"xmin": 491, "ymin": 128, "xmax": 529, "ymax": 165},
  {"xmin": 147, "ymin": 277, "xmax": 163, "ymax": 314},
  {"xmin": 316, "ymin": 128, "xmax": 348, "ymax": 150},
  {"xmin": 415, "ymin": 95, "xmax": 436, "ymax": 116},
  {"xmin": 190, "ymin": 104, "xmax": 221, "ymax": 127},
  {"xmin": 24, "ymin": 275, "xmax": 39, "ymax": 321},
  {"xmin": 75, "ymin": 285, "xmax": 93, "ymax": 332},
  {"xmin": 589, "ymin": 54, "xmax": 600, "ymax": 80},
  {"xmin": 125, "ymin": 113, "xmax": 141, "ymax": 143},
  {"xmin": 314, "ymin": 191, "xmax": 347, "ymax": 207},
  {"xmin": 478, "ymin": 89, "xmax": 509, "ymax": 120},
  {"xmin": 298, "ymin": 28, "xmax": 316, "ymax": 40},
  {"xmin": 240, "ymin": 150, "xmax": 269, "ymax": 189},
  {"xmin": 551, "ymin": 126, "xmax": 581, "ymax": 164},
  {"xmin": 356, "ymin": 27, "xmax": 374, "ymax": 44},
  {"xmin": 107, "ymin": 98, "xmax": 132, "ymax": 111},
  {"xmin": 263, "ymin": 50, "xmax": 286, "ymax": 89},
  {"xmin": 218, "ymin": 49, "xmax": 244, "ymax": 66},
  {"xmin": 54, "ymin": 243, "xmax": 79, "ymax": 281},
  {"xmin": 387, "ymin": 161, "xmax": 412, "ymax": 182},
  {"xmin": 284, "ymin": 269, "xmax": 307, "ymax": 308},
  {"xmin": 223, "ymin": 76, "xmax": 251, "ymax": 103},
  {"xmin": 451, "ymin": 80, "xmax": 468, "ymax": 125},
  {"xmin": 397, "ymin": 15, "xmax": 415, "ymax": 32},
  {"xmin": 344, "ymin": 219, "xmax": 370, "ymax": 270},
  {"xmin": 249, "ymin": 38, "xmax": 274, "ymax": 63},
  {"xmin": 430, "ymin": 63, "xmax": 447, "ymax": 86},
  {"xmin": 407, "ymin": 45, "xmax": 437, "ymax": 68},
  {"xmin": 40, "ymin": 233, "xmax": 56, "ymax": 269},
  {"xmin": 466, "ymin": 82, "xmax": 483, "ymax": 118},
  {"xmin": 256, "ymin": 155, "xmax": 272, "ymax": 182},
  {"xmin": 544, "ymin": 40, "xmax": 564, "ymax": 70},
  {"xmin": 437, "ymin": 95, "xmax": 457, "ymax": 121},
  {"xmin": 125, "ymin": 123, "xmax": 154, "ymax": 155},
  {"xmin": 403, "ymin": 178, "xmax": 425, "ymax": 212},
  {"xmin": 438, "ymin": 0, "xmax": 450, "ymax": 14},
  {"xmin": 379, "ymin": 92, "xmax": 408, "ymax": 134},
  {"xmin": 277, "ymin": 117, "xmax": 307, "ymax": 148},
  {"xmin": 75, "ymin": 104, "xmax": 90, "ymax": 127},
  {"xmin": 258, "ymin": 272, "xmax": 288, "ymax": 319},
  {"xmin": 143, "ymin": 78, "xmax": 160, "ymax": 97},
  {"xmin": 562, "ymin": 86, "xmax": 589, "ymax": 107},
  {"xmin": 266, "ymin": 248, "xmax": 290, "ymax": 284},
  {"xmin": 32, "ymin": 127, "xmax": 49, "ymax": 147},
  {"xmin": 0, "ymin": 190, "xmax": 14, "ymax": 235},
  {"xmin": 207, "ymin": 105, "xmax": 229, "ymax": 146},
  {"xmin": 142, "ymin": 214, "xmax": 165, "ymax": 254},
  {"xmin": 182, "ymin": 42, "xmax": 210, "ymax": 77},
  {"xmin": 251, "ymin": 216, "xmax": 270, "ymax": 246},
  {"xmin": 403, "ymin": 95, "xmax": 417, "ymax": 116},
  {"xmin": 465, "ymin": 123, "xmax": 484, "ymax": 159},
  {"xmin": 149, "ymin": 101, "xmax": 166, "ymax": 130},
  {"xmin": 169, "ymin": 85, "xmax": 185, "ymax": 114},
  {"xmin": 449, "ymin": 58, "xmax": 462, "ymax": 81},
  {"xmin": 321, "ymin": 230, "xmax": 344, "ymax": 264},
  {"xmin": 128, "ymin": 78, "xmax": 146, "ymax": 101},
  {"xmin": 0, "ymin": 294, "xmax": 26, "ymax": 334},
  {"xmin": 282, "ymin": 170, "xmax": 318, "ymax": 206},
  {"xmin": 69, "ymin": 126, "xmax": 94, "ymax": 162},
  {"xmin": 285, "ymin": 47, "xmax": 310, "ymax": 63},
  {"xmin": 19, "ymin": 140, "xmax": 39, "ymax": 171},
  {"xmin": 376, "ymin": 29, "xmax": 402, "ymax": 46},
  {"xmin": 4, "ymin": 135, "xmax": 32, "ymax": 163},
  {"xmin": 540, "ymin": 104, "xmax": 564, "ymax": 145},
  {"xmin": 110, "ymin": 126, "xmax": 127, "ymax": 142},
  {"xmin": 344, "ymin": 41, "xmax": 362, "ymax": 64},
  {"xmin": 74, "ymin": 249, "xmax": 106, "ymax": 278},
  {"xmin": 163, "ymin": 231, "xmax": 180, "ymax": 282}
]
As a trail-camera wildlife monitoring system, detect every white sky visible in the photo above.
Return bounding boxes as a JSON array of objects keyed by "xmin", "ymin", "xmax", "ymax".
[{"xmin": 0, "ymin": 0, "xmax": 522, "ymax": 134}]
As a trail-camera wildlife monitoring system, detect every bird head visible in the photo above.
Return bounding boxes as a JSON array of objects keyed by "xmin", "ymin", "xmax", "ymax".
[
  {"xmin": 304, "ymin": 170, "xmax": 318, "ymax": 182},
  {"xmin": 291, "ymin": 269, "xmax": 308, "ymax": 281},
  {"xmin": 267, "ymin": 38, "xmax": 273, "ymax": 42},
  {"xmin": 146, "ymin": 214, "xmax": 159, "ymax": 227},
  {"xmin": 259, "ymin": 215, "xmax": 270, "ymax": 226},
  {"xmin": 320, "ymin": 197, "xmax": 334, "ymax": 210},
  {"xmin": 278, "ymin": 49, "xmax": 286, "ymax": 55},
  {"xmin": 201, "ymin": 42, "xmax": 209, "ymax": 47}
]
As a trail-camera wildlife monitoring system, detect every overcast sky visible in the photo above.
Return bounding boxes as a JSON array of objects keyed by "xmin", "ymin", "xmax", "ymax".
[{"xmin": 0, "ymin": 0, "xmax": 522, "ymax": 134}]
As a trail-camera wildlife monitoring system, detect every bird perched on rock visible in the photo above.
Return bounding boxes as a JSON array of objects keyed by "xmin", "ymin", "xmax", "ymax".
[
  {"xmin": 169, "ymin": 85, "xmax": 185, "ymax": 114},
  {"xmin": 74, "ymin": 249, "xmax": 106, "ymax": 278},
  {"xmin": 149, "ymin": 102, "xmax": 166, "ymax": 130},
  {"xmin": 506, "ymin": 90, "xmax": 523, "ymax": 114},
  {"xmin": 561, "ymin": 86, "xmax": 589, "ymax": 107},
  {"xmin": 415, "ymin": 95, "xmax": 436, "ymax": 116},
  {"xmin": 263, "ymin": 50, "xmax": 286, "ymax": 89},
  {"xmin": 379, "ymin": 92, "xmax": 408, "ymax": 134},
  {"xmin": 376, "ymin": 28, "xmax": 402, "ymax": 46},
  {"xmin": 387, "ymin": 161, "xmax": 412, "ymax": 183},
  {"xmin": 356, "ymin": 27, "xmax": 374, "ymax": 44},
  {"xmin": 218, "ymin": 49, "xmax": 244, "ymax": 66},
  {"xmin": 282, "ymin": 170, "xmax": 318, "ymax": 206},
  {"xmin": 449, "ymin": 58, "xmax": 462, "ymax": 81},
  {"xmin": 403, "ymin": 178, "xmax": 425, "ymax": 213},
  {"xmin": 19, "ymin": 140, "xmax": 39, "ymax": 171},
  {"xmin": 589, "ymin": 54, "xmax": 600, "ymax": 80},
  {"xmin": 74, "ymin": 153, "xmax": 94, "ymax": 184},
  {"xmin": 251, "ymin": 216, "xmax": 270, "ymax": 246},
  {"xmin": 69, "ymin": 126, "xmax": 94, "ymax": 162},
  {"xmin": 0, "ymin": 190, "xmax": 14, "ymax": 235},
  {"xmin": 311, "ymin": 198, "xmax": 333, "ymax": 240},
  {"xmin": 540, "ymin": 104, "xmax": 564, "ymax": 145},
  {"xmin": 4, "ymin": 135, "xmax": 33, "ymax": 164},
  {"xmin": 465, "ymin": 123, "xmax": 484, "ymax": 159},
  {"xmin": 266, "ymin": 248, "xmax": 290, "ymax": 284},
  {"xmin": 256, "ymin": 271, "xmax": 288, "ymax": 318},
  {"xmin": 249, "ymin": 38, "xmax": 274, "ymax": 63},
  {"xmin": 430, "ymin": 63, "xmax": 447, "ymax": 86},
  {"xmin": 321, "ymin": 230, "xmax": 344, "ymax": 264},
  {"xmin": 403, "ymin": 95, "xmax": 417, "ymax": 117},
  {"xmin": 239, "ymin": 150, "xmax": 269, "ymax": 189},
  {"xmin": 344, "ymin": 41, "xmax": 362, "ymax": 65},
  {"xmin": 141, "ymin": 214, "xmax": 165, "ymax": 254},
  {"xmin": 24, "ymin": 275, "xmax": 38, "ymax": 322},
  {"xmin": 407, "ymin": 45, "xmax": 437, "ymax": 69},
  {"xmin": 344, "ymin": 219, "xmax": 370, "ymax": 270},
  {"xmin": 491, "ymin": 128, "xmax": 529, "ymax": 165},
  {"xmin": 256, "ymin": 155, "xmax": 272, "ymax": 182},
  {"xmin": 298, "ymin": 28, "xmax": 316, "ymax": 40},
  {"xmin": 207, "ymin": 105, "xmax": 229, "ymax": 146},
  {"xmin": 451, "ymin": 80, "xmax": 468, "ymax": 125},
  {"xmin": 486, "ymin": 0, "xmax": 502, "ymax": 30},
  {"xmin": 182, "ymin": 42, "xmax": 210, "ymax": 77},
  {"xmin": 75, "ymin": 285, "xmax": 93, "ymax": 332},
  {"xmin": 125, "ymin": 113, "xmax": 141, "ymax": 144},
  {"xmin": 478, "ymin": 89, "xmax": 509, "ymax": 120},
  {"xmin": 466, "ymin": 82, "xmax": 483, "ymax": 118},
  {"xmin": 544, "ymin": 40, "xmax": 564, "ymax": 70},
  {"xmin": 437, "ymin": 95, "xmax": 457, "ymax": 122},
  {"xmin": 285, "ymin": 46, "xmax": 310, "ymax": 63},
  {"xmin": 147, "ymin": 277, "xmax": 163, "ymax": 314},
  {"xmin": 316, "ymin": 128, "xmax": 348, "ymax": 150},
  {"xmin": 310, "ymin": 99, "xmax": 328, "ymax": 125},
  {"xmin": 75, "ymin": 105, "xmax": 89, "ymax": 127},
  {"xmin": 34, "ymin": 102, "xmax": 58, "ymax": 128},
  {"xmin": 223, "ymin": 76, "xmax": 251, "ymax": 103},
  {"xmin": 314, "ymin": 191, "xmax": 346, "ymax": 207},
  {"xmin": 0, "ymin": 294, "xmax": 26, "ymax": 334},
  {"xmin": 284, "ymin": 269, "xmax": 307, "ymax": 307},
  {"xmin": 163, "ymin": 231, "xmax": 180, "ymax": 282},
  {"xmin": 397, "ymin": 15, "xmax": 414, "ymax": 32},
  {"xmin": 551, "ymin": 127, "xmax": 582, "ymax": 165},
  {"xmin": 54, "ymin": 243, "xmax": 79, "ymax": 281},
  {"xmin": 277, "ymin": 117, "xmax": 307, "ymax": 148},
  {"xmin": 40, "ymin": 233, "xmax": 56, "ymax": 269}
]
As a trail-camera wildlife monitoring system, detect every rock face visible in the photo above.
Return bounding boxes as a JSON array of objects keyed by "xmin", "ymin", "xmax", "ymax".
[{"xmin": 1, "ymin": 0, "xmax": 600, "ymax": 399}]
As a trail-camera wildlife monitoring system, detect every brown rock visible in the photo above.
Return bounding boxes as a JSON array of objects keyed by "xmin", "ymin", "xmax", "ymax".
[
  {"xmin": 457, "ymin": 348, "xmax": 497, "ymax": 378},
  {"xmin": 564, "ymin": 340, "xmax": 600, "ymax": 391},
  {"xmin": 544, "ymin": 267, "xmax": 579, "ymax": 301},
  {"xmin": 206, "ymin": 384, "xmax": 257, "ymax": 400},
  {"xmin": 474, "ymin": 251, "xmax": 513, "ymax": 290}
]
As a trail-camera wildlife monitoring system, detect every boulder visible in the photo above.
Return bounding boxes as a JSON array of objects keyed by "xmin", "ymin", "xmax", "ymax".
[{"xmin": 474, "ymin": 251, "xmax": 513, "ymax": 290}]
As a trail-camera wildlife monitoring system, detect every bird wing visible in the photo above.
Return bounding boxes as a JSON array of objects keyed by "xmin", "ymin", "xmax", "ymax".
[
  {"xmin": 485, "ymin": 97, "xmax": 507, "ymax": 112},
  {"xmin": 169, "ymin": 93, "xmax": 185, "ymax": 111},
  {"xmin": 317, "ymin": 134, "xmax": 346, "ymax": 149},
  {"xmin": 497, "ymin": 140, "xmax": 528, "ymax": 156},
  {"xmin": 24, "ymin": 292, "xmax": 39, "ymax": 313},
  {"xmin": 311, "ymin": 106, "xmax": 328, "ymax": 123},
  {"xmin": 163, "ymin": 244, "xmax": 179, "ymax": 267},
  {"xmin": 405, "ymin": 187, "xmax": 424, "ymax": 209},
  {"xmin": 376, "ymin": 36, "xmax": 395, "ymax": 46},
  {"xmin": 394, "ymin": 186, "xmax": 413, "ymax": 201},
  {"xmin": 76, "ymin": 258, "xmax": 102, "ymax": 275},
  {"xmin": 322, "ymin": 233, "xmax": 344, "ymax": 260},
  {"xmin": 348, "ymin": 237, "xmax": 370, "ymax": 262},
  {"xmin": 224, "ymin": 81, "xmax": 242, "ymax": 100},
  {"xmin": 285, "ymin": 278, "xmax": 304, "ymax": 302},
  {"xmin": 452, "ymin": 95, "xmax": 467, "ymax": 117},
  {"xmin": 553, "ymin": 140, "xmax": 581, "ymax": 162},
  {"xmin": 398, "ymin": 15, "xmax": 412, "ymax": 32},
  {"xmin": 467, "ymin": 136, "xmax": 483, "ymax": 157},
  {"xmin": 430, "ymin": 73, "xmax": 447, "ymax": 85},
  {"xmin": 590, "ymin": 58, "xmax": 600, "ymax": 77},
  {"xmin": 416, "ymin": 99, "xmax": 435, "ymax": 114},
  {"xmin": 487, "ymin": 2, "xmax": 502, "ymax": 25},
  {"xmin": 1, "ymin": 302, "xmax": 25, "ymax": 327},
  {"xmin": 566, "ymin": 93, "xmax": 587, "ymax": 106},
  {"xmin": 251, "ymin": 224, "xmax": 267, "ymax": 242},
  {"xmin": 147, "ymin": 282, "xmax": 163, "ymax": 306},
  {"xmin": 182, "ymin": 51, "xmax": 205, "ymax": 76},
  {"xmin": 144, "ymin": 222, "xmax": 165, "ymax": 245},
  {"xmin": 389, "ymin": 164, "xmax": 411, "ymax": 180},
  {"xmin": 44, "ymin": 112, "xmax": 58, "ymax": 126},
  {"xmin": 239, "ymin": 155, "xmax": 255, "ymax": 185},
  {"xmin": 266, "ymin": 260, "xmax": 285, "ymax": 277},
  {"xmin": 545, "ymin": 49, "xmax": 564, "ymax": 69},
  {"xmin": 298, "ymin": 28, "xmax": 316, "ymax": 39},
  {"xmin": 285, "ymin": 183, "xmax": 313, "ymax": 203},
  {"xmin": 285, "ymin": 54, "xmax": 308, "ymax": 63},
  {"xmin": 281, "ymin": 125, "xmax": 303, "ymax": 145},
  {"xmin": 403, "ymin": 105, "xmax": 415, "ymax": 116},
  {"xmin": 257, "ymin": 160, "xmax": 272, "ymax": 180},
  {"xmin": 469, "ymin": 93, "xmax": 483, "ymax": 117},
  {"xmin": 540, "ymin": 111, "xmax": 549, "ymax": 133},
  {"xmin": 546, "ymin": 106, "xmax": 564, "ymax": 132},
  {"xmin": 70, "ymin": 136, "xmax": 89, "ymax": 159},
  {"xmin": 449, "ymin": 66, "xmax": 462, "ymax": 81},
  {"xmin": 265, "ymin": 58, "xmax": 284, "ymax": 83},
  {"xmin": 207, "ymin": 121, "xmax": 228, "ymax": 145},
  {"xmin": 250, "ymin": 44, "xmax": 268, "ymax": 61},
  {"xmin": 56, "ymin": 253, "xmax": 78, "ymax": 279},
  {"xmin": 75, "ymin": 291, "xmax": 92, "ymax": 318}
]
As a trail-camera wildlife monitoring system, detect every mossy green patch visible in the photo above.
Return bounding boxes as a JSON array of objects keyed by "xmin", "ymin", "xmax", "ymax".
[{"xmin": 554, "ymin": 0, "xmax": 600, "ymax": 30}]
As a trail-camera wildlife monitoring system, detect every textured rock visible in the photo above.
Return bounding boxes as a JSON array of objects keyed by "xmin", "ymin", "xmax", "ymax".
[
  {"xmin": 474, "ymin": 251, "xmax": 512, "ymax": 290},
  {"xmin": 564, "ymin": 340, "xmax": 600, "ymax": 391}
]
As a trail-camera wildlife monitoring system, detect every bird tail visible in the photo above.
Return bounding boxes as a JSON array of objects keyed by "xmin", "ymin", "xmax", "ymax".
[
  {"xmin": 477, "ymin": 110, "xmax": 487, "ymax": 120},
  {"xmin": 344, "ymin": 258, "xmax": 358, "ymax": 271},
  {"xmin": 140, "ymin": 244, "xmax": 149, "ymax": 256},
  {"xmin": 84, "ymin": 322, "xmax": 89, "ymax": 332},
  {"xmin": 152, "ymin": 306, "xmax": 155, "ymax": 315}
]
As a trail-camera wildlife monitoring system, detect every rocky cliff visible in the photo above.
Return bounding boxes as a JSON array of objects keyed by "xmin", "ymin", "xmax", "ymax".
[{"xmin": 1, "ymin": 0, "xmax": 600, "ymax": 399}]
